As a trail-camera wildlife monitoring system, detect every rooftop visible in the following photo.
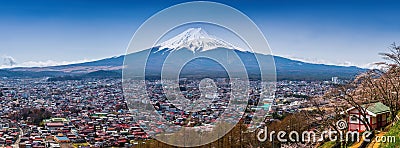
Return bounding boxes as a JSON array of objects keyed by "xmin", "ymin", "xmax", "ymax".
[{"xmin": 363, "ymin": 102, "xmax": 390, "ymax": 114}]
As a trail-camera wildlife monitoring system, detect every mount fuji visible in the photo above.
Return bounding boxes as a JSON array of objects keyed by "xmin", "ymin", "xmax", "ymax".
[
  {"xmin": 2, "ymin": 28, "xmax": 366, "ymax": 80},
  {"xmin": 155, "ymin": 28, "xmax": 244, "ymax": 52}
]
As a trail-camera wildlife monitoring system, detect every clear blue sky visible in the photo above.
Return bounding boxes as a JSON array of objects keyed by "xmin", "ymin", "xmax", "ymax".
[{"xmin": 0, "ymin": 0, "xmax": 399, "ymax": 68}]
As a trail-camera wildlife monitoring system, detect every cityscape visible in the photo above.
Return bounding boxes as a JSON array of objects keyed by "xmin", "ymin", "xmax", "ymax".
[{"xmin": 0, "ymin": 77, "xmax": 339, "ymax": 147}]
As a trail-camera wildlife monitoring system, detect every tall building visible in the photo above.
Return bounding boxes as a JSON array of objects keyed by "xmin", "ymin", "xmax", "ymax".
[{"xmin": 331, "ymin": 77, "xmax": 339, "ymax": 84}]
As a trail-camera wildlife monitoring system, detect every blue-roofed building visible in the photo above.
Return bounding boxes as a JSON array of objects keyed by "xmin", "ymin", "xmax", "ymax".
[{"xmin": 54, "ymin": 133, "xmax": 70, "ymax": 143}]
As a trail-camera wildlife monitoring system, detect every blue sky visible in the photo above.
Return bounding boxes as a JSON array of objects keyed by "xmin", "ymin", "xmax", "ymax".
[{"xmin": 0, "ymin": 0, "xmax": 399, "ymax": 68}]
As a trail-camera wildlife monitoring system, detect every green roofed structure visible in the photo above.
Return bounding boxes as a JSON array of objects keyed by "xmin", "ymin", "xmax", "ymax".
[
  {"xmin": 345, "ymin": 102, "xmax": 390, "ymax": 132},
  {"xmin": 363, "ymin": 102, "xmax": 390, "ymax": 115}
]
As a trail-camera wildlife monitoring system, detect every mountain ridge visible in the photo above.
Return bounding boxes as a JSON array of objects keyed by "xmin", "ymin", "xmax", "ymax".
[
  {"xmin": 0, "ymin": 53, "xmax": 366, "ymax": 81},
  {"xmin": 1, "ymin": 28, "xmax": 367, "ymax": 80}
]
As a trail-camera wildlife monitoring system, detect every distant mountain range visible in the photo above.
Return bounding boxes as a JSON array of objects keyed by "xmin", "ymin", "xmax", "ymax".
[{"xmin": 1, "ymin": 28, "xmax": 366, "ymax": 81}]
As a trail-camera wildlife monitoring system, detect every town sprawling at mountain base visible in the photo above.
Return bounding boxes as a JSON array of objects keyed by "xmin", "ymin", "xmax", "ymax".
[
  {"xmin": 0, "ymin": 77, "xmax": 339, "ymax": 147},
  {"xmin": 1, "ymin": 1, "xmax": 400, "ymax": 146},
  {"xmin": 0, "ymin": 28, "xmax": 399, "ymax": 148}
]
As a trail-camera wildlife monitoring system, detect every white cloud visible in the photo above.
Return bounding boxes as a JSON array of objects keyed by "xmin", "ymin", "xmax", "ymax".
[
  {"xmin": 0, "ymin": 55, "xmax": 92, "ymax": 69},
  {"xmin": 18, "ymin": 59, "xmax": 91, "ymax": 67},
  {"xmin": 0, "ymin": 54, "xmax": 377, "ymax": 70},
  {"xmin": 361, "ymin": 62, "xmax": 387, "ymax": 69},
  {"xmin": 283, "ymin": 55, "xmax": 368, "ymax": 68},
  {"xmin": 0, "ymin": 55, "xmax": 17, "ymax": 68}
]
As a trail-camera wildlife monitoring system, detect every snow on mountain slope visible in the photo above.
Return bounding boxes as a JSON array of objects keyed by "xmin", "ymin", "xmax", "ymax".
[{"xmin": 156, "ymin": 28, "xmax": 245, "ymax": 52}]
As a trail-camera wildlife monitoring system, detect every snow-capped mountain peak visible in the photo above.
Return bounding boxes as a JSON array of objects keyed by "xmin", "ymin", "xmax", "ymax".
[{"xmin": 156, "ymin": 28, "xmax": 244, "ymax": 52}]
